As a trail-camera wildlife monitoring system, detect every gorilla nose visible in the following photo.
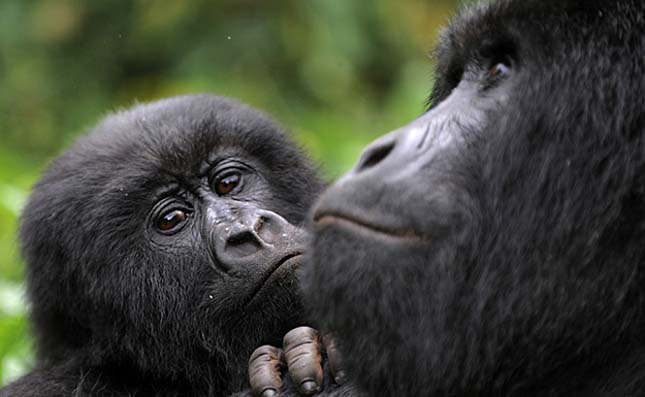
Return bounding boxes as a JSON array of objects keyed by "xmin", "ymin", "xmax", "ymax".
[
  {"xmin": 223, "ymin": 214, "xmax": 285, "ymax": 257},
  {"xmin": 351, "ymin": 118, "xmax": 436, "ymax": 177},
  {"xmin": 209, "ymin": 208, "xmax": 303, "ymax": 272},
  {"xmin": 354, "ymin": 135, "xmax": 396, "ymax": 173},
  {"xmin": 224, "ymin": 229, "xmax": 263, "ymax": 258}
]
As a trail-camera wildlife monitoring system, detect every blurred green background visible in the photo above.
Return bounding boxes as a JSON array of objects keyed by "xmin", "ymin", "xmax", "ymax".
[{"xmin": 0, "ymin": 0, "xmax": 460, "ymax": 385}]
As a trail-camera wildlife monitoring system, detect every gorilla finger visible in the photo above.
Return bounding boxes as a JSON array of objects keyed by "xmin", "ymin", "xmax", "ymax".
[
  {"xmin": 283, "ymin": 327, "xmax": 323, "ymax": 395},
  {"xmin": 322, "ymin": 334, "xmax": 347, "ymax": 384},
  {"xmin": 249, "ymin": 345, "xmax": 285, "ymax": 397}
]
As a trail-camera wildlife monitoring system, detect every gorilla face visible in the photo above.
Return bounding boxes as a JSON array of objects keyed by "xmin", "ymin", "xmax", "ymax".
[
  {"xmin": 20, "ymin": 95, "xmax": 323, "ymax": 392},
  {"xmin": 306, "ymin": 1, "xmax": 645, "ymax": 395}
]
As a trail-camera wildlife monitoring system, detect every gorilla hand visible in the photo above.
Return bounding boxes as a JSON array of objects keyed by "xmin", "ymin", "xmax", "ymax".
[{"xmin": 249, "ymin": 327, "xmax": 346, "ymax": 396}]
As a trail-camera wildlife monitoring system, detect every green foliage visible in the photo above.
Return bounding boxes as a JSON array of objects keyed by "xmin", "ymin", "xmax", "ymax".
[{"xmin": 0, "ymin": 0, "xmax": 459, "ymax": 386}]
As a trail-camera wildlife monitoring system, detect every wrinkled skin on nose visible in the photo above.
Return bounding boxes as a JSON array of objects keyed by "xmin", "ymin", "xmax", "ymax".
[{"xmin": 204, "ymin": 202, "xmax": 308, "ymax": 275}]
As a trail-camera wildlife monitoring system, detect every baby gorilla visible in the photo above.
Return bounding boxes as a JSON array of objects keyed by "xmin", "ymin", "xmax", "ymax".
[{"xmin": 1, "ymin": 95, "xmax": 327, "ymax": 396}]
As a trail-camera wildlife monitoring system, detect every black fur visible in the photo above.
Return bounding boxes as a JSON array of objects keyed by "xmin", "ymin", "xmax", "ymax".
[
  {"xmin": 305, "ymin": 1, "xmax": 645, "ymax": 396},
  {"xmin": 1, "ymin": 95, "xmax": 324, "ymax": 396}
]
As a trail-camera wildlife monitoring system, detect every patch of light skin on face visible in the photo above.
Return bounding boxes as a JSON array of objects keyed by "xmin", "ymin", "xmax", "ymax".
[
  {"xmin": 204, "ymin": 197, "xmax": 262, "ymax": 242},
  {"xmin": 336, "ymin": 78, "xmax": 510, "ymax": 190},
  {"xmin": 206, "ymin": 206, "xmax": 221, "ymax": 227},
  {"xmin": 385, "ymin": 81, "xmax": 486, "ymax": 183}
]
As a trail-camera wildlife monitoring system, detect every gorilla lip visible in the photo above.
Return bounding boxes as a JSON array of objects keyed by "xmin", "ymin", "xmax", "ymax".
[
  {"xmin": 314, "ymin": 213, "xmax": 426, "ymax": 243},
  {"xmin": 245, "ymin": 253, "xmax": 302, "ymax": 306}
]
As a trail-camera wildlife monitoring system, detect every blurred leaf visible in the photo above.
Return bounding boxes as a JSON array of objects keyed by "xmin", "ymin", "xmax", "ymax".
[
  {"xmin": 0, "ymin": 184, "xmax": 27, "ymax": 217},
  {"xmin": 0, "ymin": 282, "xmax": 27, "ymax": 317}
]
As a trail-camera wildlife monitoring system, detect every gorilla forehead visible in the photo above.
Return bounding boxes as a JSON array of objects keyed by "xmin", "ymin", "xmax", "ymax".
[{"xmin": 61, "ymin": 94, "xmax": 299, "ymax": 194}]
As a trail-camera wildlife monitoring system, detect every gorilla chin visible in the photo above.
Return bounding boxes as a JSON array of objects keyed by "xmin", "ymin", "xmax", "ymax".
[{"xmin": 246, "ymin": 254, "xmax": 303, "ymax": 309}]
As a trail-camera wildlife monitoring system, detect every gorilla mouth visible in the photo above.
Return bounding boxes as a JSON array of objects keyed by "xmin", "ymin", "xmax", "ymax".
[
  {"xmin": 314, "ymin": 213, "xmax": 426, "ymax": 243},
  {"xmin": 245, "ymin": 253, "xmax": 302, "ymax": 306}
]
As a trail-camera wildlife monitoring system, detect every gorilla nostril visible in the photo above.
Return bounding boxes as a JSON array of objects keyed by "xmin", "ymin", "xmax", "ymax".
[
  {"xmin": 254, "ymin": 216, "xmax": 267, "ymax": 233},
  {"xmin": 356, "ymin": 140, "xmax": 395, "ymax": 172},
  {"xmin": 225, "ymin": 231, "xmax": 262, "ymax": 258},
  {"xmin": 255, "ymin": 215, "xmax": 284, "ymax": 244}
]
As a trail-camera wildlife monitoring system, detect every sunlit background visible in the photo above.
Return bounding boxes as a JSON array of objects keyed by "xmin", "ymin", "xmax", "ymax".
[{"xmin": 0, "ymin": 0, "xmax": 461, "ymax": 385}]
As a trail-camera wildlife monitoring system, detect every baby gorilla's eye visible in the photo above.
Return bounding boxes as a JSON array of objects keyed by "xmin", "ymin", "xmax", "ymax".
[
  {"xmin": 214, "ymin": 172, "xmax": 242, "ymax": 196},
  {"xmin": 488, "ymin": 62, "xmax": 511, "ymax": 78},
  {"xmin": 157, "ymin": 209, "xmax": 188, "ymax": 232}
]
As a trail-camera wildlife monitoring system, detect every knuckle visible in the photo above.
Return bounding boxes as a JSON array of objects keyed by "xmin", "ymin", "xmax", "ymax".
[
  {"xmin": 283, "ymin": 326, "xmax": 318, "ymax": 346},
  {"xmin": 250, "ymin": 345, "xmax": 281, "ymax": 363}
]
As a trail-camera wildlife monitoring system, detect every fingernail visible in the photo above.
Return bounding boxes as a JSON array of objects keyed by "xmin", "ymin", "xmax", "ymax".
[
  {"xmin": 334, "ymin": 371, "xmax": 347, "ymax": 384},
  {"xmin": 261, "ymin": 389, "xmax": 277, "ymax": 397},
  {"xmin": 300, "ymin": 380, "xmax": 320, "ymax": 395}
]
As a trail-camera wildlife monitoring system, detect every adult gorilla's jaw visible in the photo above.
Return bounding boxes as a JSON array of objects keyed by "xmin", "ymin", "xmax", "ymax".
[{"xmin": 304, "ymin": 213, "xmax": 434, "ymax": 395}]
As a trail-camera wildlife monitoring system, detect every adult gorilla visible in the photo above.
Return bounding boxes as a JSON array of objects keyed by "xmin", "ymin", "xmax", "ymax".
[
  {"xmin": 1, "ymin": 95, "xmax": 327, "ymax": 396},
  {"xmin": 305, "ymin": 0, "xmax": 645, "ymax": 395}
]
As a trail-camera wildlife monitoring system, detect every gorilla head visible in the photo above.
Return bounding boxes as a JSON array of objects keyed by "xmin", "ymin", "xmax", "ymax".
[
  {"xmin": 16, "ymin": 95, "xmax": 324, "ymax": 395},
  {"xmin": 306, "ymin": 1, "xmax": 645, "ymax": 395}
]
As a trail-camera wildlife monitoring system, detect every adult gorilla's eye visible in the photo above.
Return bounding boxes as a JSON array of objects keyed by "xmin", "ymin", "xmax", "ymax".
[
  {"xmin": 157, "ymin": 209, "xmax": 188, "ymax": 233},
  {"xmin": 214, "ymin": 172, "xmax": 242, "ymax": 196},
  {"xmin": 488, "ymin": 62, "xmax": 511, "ymax": 78}
]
